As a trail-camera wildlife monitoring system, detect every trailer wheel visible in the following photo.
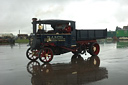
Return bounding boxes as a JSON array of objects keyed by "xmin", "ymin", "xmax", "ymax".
[
  {"xmin": 26, "ymin": 47, "xmax": 39, "ymax": 61},
  {"xmin": 89, "ymin": 42, "xmax": 100, "ymax": 56},
  {"xmin": 39, "ymin": 47, "xmax": 54, "ymax": 63}
]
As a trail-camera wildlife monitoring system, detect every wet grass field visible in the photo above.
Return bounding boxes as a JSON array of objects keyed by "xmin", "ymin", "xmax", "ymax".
[{"xmin": 0, "ymin": 41, "xmax": 128, "ymax": 85}]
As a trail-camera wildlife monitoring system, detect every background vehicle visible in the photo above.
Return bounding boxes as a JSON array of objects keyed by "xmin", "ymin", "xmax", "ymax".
[
  {"xmin": 0, "ymin": 33, "xmax": 15, "ymax": 44},
  {"xmin": 26, "ymin": 18, "xmax": 107, "ymax": 63},
  {"xmin": 107, "ymin": 26, "xmax": 128, "ymax": 40}
]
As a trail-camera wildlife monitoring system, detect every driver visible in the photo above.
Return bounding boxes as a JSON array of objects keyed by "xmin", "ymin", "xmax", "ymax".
[
  {"xmin": 37, "ymin": 23, "xmax": 43, "ymax": 34},
  {"xmin": 55, "ymin": 23, "xmax": 71, "ymax": 33},
  {"xmin": 64, "ymin": 23, "xmax": 71, "ymax": 33}
]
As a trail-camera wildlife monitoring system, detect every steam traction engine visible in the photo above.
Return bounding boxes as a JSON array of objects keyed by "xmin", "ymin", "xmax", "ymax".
[{"xmin": 26, "ymin": 18, "xmax": 107, "ymax": 63}]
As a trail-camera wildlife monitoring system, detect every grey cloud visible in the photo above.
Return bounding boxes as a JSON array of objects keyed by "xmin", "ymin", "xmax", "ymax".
[
  {"xmin": 113, "ymin": 0, "xmax": 128, "ymax": 5},
  {"xmin": 0, "ymin": 0, "xmax": 74, "ymax": 34},
  {"xmin": 0, "ymin": 0, "xmax": 128, "ymax": 34},
  {"xmin": 111, "ymin": 0, "xmax": 128, "ymax": 22},
  {"xmin": 34, "ymin": 5, "xmax": 64, "ymax": 18},
  {"xmin": 91, "ymin": 0, "xmax": 128, "ymax": 23},
  {"xmin": 0, "ymin": 0, "xmax": 68, "ymax": 34},
  {"xmin": 114, "ymin": 7, "xmax": 128, "ymax": 22}
]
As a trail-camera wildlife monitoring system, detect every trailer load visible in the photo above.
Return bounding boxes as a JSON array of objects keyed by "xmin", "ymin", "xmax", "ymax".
[{"xmin": 26, "ymin": 18, "xmax": 107, "ymax": 63}]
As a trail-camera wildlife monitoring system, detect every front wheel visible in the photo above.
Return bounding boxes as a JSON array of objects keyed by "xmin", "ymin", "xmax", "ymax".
[
  {"xmin": 39, "ymin": 47, "xmax": 54, "ymax": 63},
  {"xmin": 26, "ymin": 47, "xmax": 39, "ymax": 61}
]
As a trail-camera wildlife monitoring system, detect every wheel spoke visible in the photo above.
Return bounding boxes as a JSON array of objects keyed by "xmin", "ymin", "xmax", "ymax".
[
  {"xmin": 42, "ymin": 57, "xmax": 46, "ymax": 61},
  {"xmin": 28, "ymin": 53, "xmax": 32, "ymax": 56},
  {"xmin": 45, "ymin": 57, "xmax": 48, "ymax": 62},
  {"xmin": 41, "ymin": 51, "xmax": 45, "ymax": 57},
  {"xmin": 45, "ymin": 56, "xmax": 47, "ymax": 61},
  {"xmin": 47, "ymin": 49, "xmax": 50, "ymax": 54},
  {"xmin": 30, "ymin": 55, "xmax": 34, "ymax": 59},
  {"xmin": 44, "ymin": 50, "xmax": 46, "ymax": 54},
  {"xmin": 47, "ymin": 56, "xmax": 51, "ymax": 61},
  {"xmin": 48, "ymin": 55, "xmax": 51, "ymax": 58}
]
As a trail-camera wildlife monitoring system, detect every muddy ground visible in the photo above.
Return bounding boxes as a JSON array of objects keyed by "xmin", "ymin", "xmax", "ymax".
[{"xmin": 0, "ymin": 41, "xmax": 128, "ymax": 85}]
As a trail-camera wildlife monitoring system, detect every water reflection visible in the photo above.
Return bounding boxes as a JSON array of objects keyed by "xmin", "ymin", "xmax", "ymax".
[
  {"xmin": 117, "ymin": 41, "xmax": 128, "ymax": 48},
  {"xmin": 0, "ymin": 43, "xmax": 15, "ymax": 49},
  {"xmin": 27, "ymin": 55, "xmax": 108, "ymax": 85}
]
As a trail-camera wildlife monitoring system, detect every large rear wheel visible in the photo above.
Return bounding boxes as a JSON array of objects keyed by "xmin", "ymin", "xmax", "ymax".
[
  {"xmin": 39, "ymin": 47, "xmax": 54, "ymax": 63},
  {"xmin": 89, "ymin": 42, "xmax": 100, "ymax": 56}
]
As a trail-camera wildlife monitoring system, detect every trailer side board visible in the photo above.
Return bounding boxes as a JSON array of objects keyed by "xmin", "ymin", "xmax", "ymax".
[{"xmin": 76, "ymin": 29, "xmax": 107, "ymax": 40}]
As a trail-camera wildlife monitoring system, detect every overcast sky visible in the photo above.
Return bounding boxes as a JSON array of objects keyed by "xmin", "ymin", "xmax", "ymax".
[{"xmin": 0, "ymin": 0, "xmax": 128, "ymax": 35}]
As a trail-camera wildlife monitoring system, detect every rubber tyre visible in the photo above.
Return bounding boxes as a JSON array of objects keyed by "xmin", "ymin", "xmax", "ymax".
[
  {"xmin": 89, "ymin": 42, "xmax": 100, "ymax": 56},
  {"xmin": 26, "ymin": 47, "xmax": 39, "ymax": 61}
]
